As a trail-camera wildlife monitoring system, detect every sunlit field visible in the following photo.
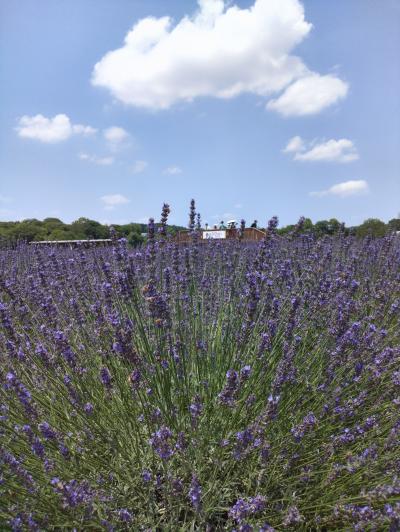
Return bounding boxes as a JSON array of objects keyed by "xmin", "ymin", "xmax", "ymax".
[{"xmin": 1, "ymin": 214, "xmax": 399, "ymax": 530}]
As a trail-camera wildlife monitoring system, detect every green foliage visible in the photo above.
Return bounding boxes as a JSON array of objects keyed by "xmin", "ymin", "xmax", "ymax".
[
  {"xmin": 387, "ymin": 218, "xmax": 400, "ymax": 232},
  {"xmin": 355, "ymin": 218, "xmax": 387, "ymax": 238},
  {"xmin": 0, "ymin": 215, "xmax": 397, "ymax": 245},
  {"xmin": 70, "ymin": 218, "xmax": 109, "ymax": 240},
  {"xmin": 0, "ymin": 218, "xmax": 157, "ymax": 247},
  {"xmin": 314, "ymin": 218, "xmax": 342, "ymax": 236}
]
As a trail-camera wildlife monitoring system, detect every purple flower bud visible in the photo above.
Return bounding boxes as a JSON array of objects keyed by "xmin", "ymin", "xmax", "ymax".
[
  {"xmin": 142, "ymin": 470, "xmax": 152, "ymax": 483},
  {"xmin": 189, "ymin": 475, "xmax": 202, "ymax": 512},
  {"xmin": 118, "ymin": 509, "xmax": 132, "ymax": 522},
  {"xmin": 100, "ymin": 367, "xmax": 112, "ymax": 388},
  {"xmin": 149, "ymin": 426, "xmax": 174, "ymax": 461},
  {"xmin": 38, "ymin": 422, "xmax": 57, "ymax": 440},
  {"xmin": 83, "ymin": 403, "xmax": 94, "ymax": 414},
  {"xmin": 240, "ymin": 365, "xmax": 252, "ymax": 380}
]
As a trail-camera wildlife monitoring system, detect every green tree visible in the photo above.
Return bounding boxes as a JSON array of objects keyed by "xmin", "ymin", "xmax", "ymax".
[
  {"xmin": 47, "ymin": 229, "xmax": 76, "ymax": 241},
  {"xmin": 314, "ymin": 218, "xmax": 342, "ymax": 236},
  {"xmin": 127, "ymin": 231, "xmax": 144, "ymax": 247},
  {"xmin": 387, "ymin": 218, "xmax": 400, "ymax": 233},
  {"xmin": 314, "ymin": 220, "xmax": 330, "ymax": 236},
  {"xmin": 328, "ymin": 218, "xmax": 341, "ymax": 233},
  {"xmin": 356, "ymin": 218, "xmax": 386, "ymax": 238},
  {"xmin": 71, "ymin": 218, "xmax": 109, "ymax": 239}
]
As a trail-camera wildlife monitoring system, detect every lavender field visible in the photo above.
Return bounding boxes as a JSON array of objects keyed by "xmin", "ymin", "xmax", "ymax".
[{"xmin": 1, "ymin": 212, "xmax": 399, "ymax": 530}]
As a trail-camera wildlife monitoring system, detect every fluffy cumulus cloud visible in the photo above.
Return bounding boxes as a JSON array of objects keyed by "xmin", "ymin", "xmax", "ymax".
[
  {"xmin": 310, "ymin": 180, "xmax": 369, "ymax": 198},
  {"xmin": 100, "ymin": 194, "xmax": 130, "ymax": 211},
  {"xmin": 91, "ymin": 0, "xmax": 348, "ymax": 115},
  {"xmin": 267, "ymin": 74, "xmax": 348, "ymax": 116},
  {"xmin": 79, "ymin": 153, "xmax": 114, "ymax": 166},
  {"xmin": 16, "ymin": 114, "xmax": 96, "ymax": 143},
  {"xmin": 284, "ymin": 137, "xmax": 359, "ymax": 162}
]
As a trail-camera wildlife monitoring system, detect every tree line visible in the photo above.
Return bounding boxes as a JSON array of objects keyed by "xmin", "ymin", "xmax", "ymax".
[
  {"xmin": 277, "ymin": 217, "xmax": 400, "ymax": 238},
  {"xmin": 0, "ymin": 217, "xmax": 184, "ymax": 247},
  {"xmin": 0, "ymin": 216, "xmax": 399, "ymax": 246}
]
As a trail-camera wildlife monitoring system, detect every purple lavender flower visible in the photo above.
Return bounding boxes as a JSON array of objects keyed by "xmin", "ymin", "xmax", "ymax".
[
  {"xmin": 283, "ymin": 505, "xmax": 303, "ymax": 526},
  {"xmin": 5, "ymin": 372, "xmax": 38, "ymax": 419},
  {"xmin": 1, "ymin": 449, "xmax": 35, "ymax": 489},
  {"xmin": 118, "ymin": 509, "xmax": 132, "ymax": 522},
  {"xmin": 142, "ymin": 470, "xmax": 152, "ymax": 483},
  {"xmin": 189, "ymin": 394, "xmax": 203, "ymax": 426},
  {"xmin": 229, "ymin": 499, "xmax": 251, "ymax": 522},
  {"xmin": 240, "ymin": 365, "xmax": 252, "ymax": 380},
  {"xmin": 159, "ymin": 203, "xmax": 171, "ymax": 237},
  {"xmin": 189, "ymin": 475, "xmax": 202, "ymax": 512},
  {"xmin": 83, "ymin": 402, "xmax": 94, "ymax": 414},
  {"xmin": 129, "ymin": 369, "xmax": 141, "ymax": 388},
  {"xmin": 100, "ymin": 367, "xmax": 112, "ymax": 388},
  {"xmin": 9, "ymin": 516, "xmax": 23, "ymax": 531},
  {"xmin": 51, "ymin": 477, "xmax": 93, "ymax": 508},
  {"xmin": 229, "ymin": 495, "xmax": 266, "ymax": 523},
  {"xmin": 23, "ymin": 425, "xmax": 45, "ymax": 459},
  {"xmin": 218, "ymin": 369, "xmax": 239, "ymax": 406},
  {"xmin": 188, "ymin": 199, "xmax": 196, "ymax": 232},
  {"xmin": 38, "ymin": 422, "xmax": 57, "ymax": 441},
  {"xmin": 291, "ymin": 412, "xmax": 317, "ymax": 442},
  {"xmin": 149, "ymin": 426, "xmax": 174, "ymax": 461},
  {"xmin": 267, "ymin": 216, "xmax": 279, "ymax": 233},
  {"xmin": 234, "ymin": 428, "xmax": 255, "ymax": 459}
]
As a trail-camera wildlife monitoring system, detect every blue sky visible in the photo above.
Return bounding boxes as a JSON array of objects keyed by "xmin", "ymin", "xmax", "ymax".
[{"xmin": 1, "ymin": 0, "xmax": 399, "ymax": 227}]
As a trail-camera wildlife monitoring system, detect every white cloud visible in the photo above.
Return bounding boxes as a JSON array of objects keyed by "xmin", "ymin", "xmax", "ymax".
[
  {"xmin": 267, "ymin": 73, "xmax": 348, "ymax": 116},
  {"xmin": 310, "ymin": 180, "xmax": 369, "ymax": 198},
  {"xmin": 92, "ymin": 0, "xmax": 347, "ymax": 114},
  {"xmin": 79, "ymin": 153, "xmax": 114, "ymax": 165},
  {"xmin": 103, "ymin": 126, "xmax": 129, "ymax": 144},
  {"xmin": 283, "ymin": 135, "xmax": 304, "ymax": 153},
  {"xmin": 234, "ymin": 203, "xmax": 243, "ymax": 209},
  {"xmin": 16, "ymin": 114, "xmax": 96, "ymax": 143},
  {"xmin": 284, "ymin": 137, "xmax": 359, "ymax": 162},
  {"xmin": 100, "ymin": 194, "xmax": 130, "ymax": 211},
  {"xmin": 296, "ymin": 139, "xmax": 358, "ymax": 162},
  {"xmin": 72, "ymin": 124, "xmax": 97, "ymax": 136},
  {"xmin": 132, "ymin": 160, "xmax": 148, "ymax": 174},
  {"xmin": 164, "ymin": 165, "xmax": 182, "ymax": 175}
]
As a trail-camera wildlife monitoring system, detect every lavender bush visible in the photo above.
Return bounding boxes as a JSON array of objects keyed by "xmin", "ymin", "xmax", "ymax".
[{"xmin": 1, "ymin": 207, "xmax": 399, "ymax": 530}]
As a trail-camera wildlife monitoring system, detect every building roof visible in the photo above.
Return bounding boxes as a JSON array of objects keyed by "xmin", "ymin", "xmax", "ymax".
[{"xmin": 30, "ymin": 239, "xmax": 113, "ymax": 244}]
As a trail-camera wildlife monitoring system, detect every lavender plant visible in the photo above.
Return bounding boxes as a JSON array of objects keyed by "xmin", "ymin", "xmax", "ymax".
[{"xmin": 0, "ymin": 206, "xmax": 399, "ymax": 530}]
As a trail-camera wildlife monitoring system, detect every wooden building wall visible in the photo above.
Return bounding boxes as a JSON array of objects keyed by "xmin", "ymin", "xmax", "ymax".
[{"xmin": 174, "ymin": 227, "xmax": 265, "ymax": 243}]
